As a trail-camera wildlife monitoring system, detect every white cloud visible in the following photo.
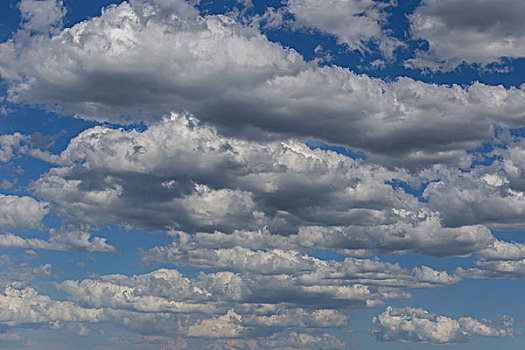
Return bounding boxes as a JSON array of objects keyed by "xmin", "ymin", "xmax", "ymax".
[
  {"xmin": 2, "ymin": 1, "xmax": 525, "ymax": 164},
  {"xmin": 51, "ymin": 268, "xmax": 352, "ymax": 341},
  {"xmin": 0, "ymin": 132, "xmax": 60, "ymax": 163},
  {"xmin": 143, "ymin": 242, "xmax": 460, "ymax": 287},
  {"xmin": 407, "ymin": 0, "xmax": 525, "ymax": 71},
  {"xmin": 18, "ymin": 0, "xmax": 66, "ymax": 33},
  {"xmin": 0, "ymin": 133, "xmax": 28, "ymax": 162},
  {"xmin": 0, "ymin": 255, "xmax": 51, "ymax": 289},
  {"xmin": 456, "ymin": 240, "xmax": 525, "ymax": 279},
  {"xmin": 32, "ymin": 115, "xmax": 524, "ymax": 260},
  {"xmin": 58, "ymin": 267, "xmax": 398, "ymax": 313},
  {"xmin": 286, "ymin": 0, "xmax": 402, "ymax": 56},
  {"xmin": 33, "ymin": 114, "xmax": 418, "ymax": 233},
  {"xmin": 371, "ymin": 306, "xmax": 513, "ymax": 344},
  {"xmin": 0, "ymin": 230, "xmax": 115, "ymax": 253},
  {"xmin": 0, "ymin": 285, "xmax": 102, "ymax": 328},
  {"xmin": 0, "ymin": 194, "xmax": 48, "ymax": 229}
]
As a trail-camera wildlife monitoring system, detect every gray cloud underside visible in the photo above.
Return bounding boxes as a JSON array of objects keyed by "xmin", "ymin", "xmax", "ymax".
[
  {"xmin": 407, "ymin": 0, "xmax": 525, "ymax": 71},
  {"xmin": 371, "ymin": 306, "xmax": 513, "ymax": 344},
  {"xmin": 30, "ymin": 115, "xmax": 525, "ymax": 263},
  {"xmin": 1, "ymin": 0, "xmax": 525, "ymax": 166}
]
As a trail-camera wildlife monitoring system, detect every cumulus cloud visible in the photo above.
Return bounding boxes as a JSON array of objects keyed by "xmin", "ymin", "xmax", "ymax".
[
  {"xmin": 0, "ymin": 267, "xmax": 344, "ymax": 343},
  {"xmin": 424, "ymin": 167, "xmax": 525, "ymax": 229},
  {"xmin": 371, "ymin": 306, "xmax": 514, "ymax": 344},
  {"xmin": 0, "ymin": 255, "xmax": 51, "ymax": 289},
  {"xmin": 32, "ymin": 114, "xmax": 418, "ymax": 233},
  {"xmin": 455, "ymin": 240, "xmax": 525, "ymax": 279},
  {"xmin": 17, "ymin": 0, "xmax": 66, "ymax": 33},
  {"xmin": 286, "ymin": 0, "xmax": 402, "ymax": 56},
  {"xmin": 0, "ymin": 285, "xmax": 102, "ymax": 328},
  {"xmin": 142, "ymin": 242, "xmax": 460, "ymax": 287},
  {"xmin": 0, "ymin": 230, "xmax": 115, "ymax": 253},
  {"xmin": 31, "ymin": 115, "xmax": 524, "ymax": 261},
  {"xmin": 0, "ymin": 194, "xmax": 48, "ymax": 229},
  {"xmin": 2, "ymin": 1, "xmax": 525, "ymax": 164},
  {"xmin": 0, "ymin": 132, "xmax": 60, "ymax": 163},
  {"xmin": 0, "ymin": 133, "xmax": 29, "ymax": 162},
  {"xmin": 407, "ymin": 0, "xmax": 525, "ymax": 71},
  {"xmin": 58, "ymin": 267, "xmax": 396, "ymax": 314},
  {"xmin": 1, "ymin": 1, "xmax": 525, "ymax": 346}
]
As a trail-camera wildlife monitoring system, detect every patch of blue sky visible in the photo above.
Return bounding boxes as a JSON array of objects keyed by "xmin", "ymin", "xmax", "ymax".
[
  {"xmin": 305, "ymin": 139, "xmax": 367, "ymax": 160},
  {"xmin": 509, "ymin": 126, "xmax": 525, "ymax": 139},
  {"xmin": 308, "ymin": 248, "xmax": 345, "ymax": 262},
  {"xmin": 385, "ymin": 178, "xmax": 439, "ymax": 202}
]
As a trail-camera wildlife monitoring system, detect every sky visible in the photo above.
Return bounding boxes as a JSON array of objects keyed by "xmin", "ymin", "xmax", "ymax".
[{"xmin": 0, "ymin": 0, "xmax": 524, "ymax": 349}]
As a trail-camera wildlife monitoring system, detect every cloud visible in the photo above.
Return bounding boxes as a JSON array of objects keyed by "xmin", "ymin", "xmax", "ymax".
[
  {"xmin": 0, "ymin": 133, "xmax": 29, "ymax": 162},
  {"xmin": 424, "ymin": 167, "xmax": 525, "ymax": 229},
  {"xmin": 0, "ymin": 230, "xmax": 115, "ymax": 253},
  {"xmin": 32, "ymin": 115, "xmax": 525, "ymax": 261},
  {"xmin": 371, "ymin": 306, "xmax": 514, "ymax": 344},
  {"xmin": 32, "ymin": 114, "xmax": 418, "ymax": 234},
  {"xmin": 456, "ymin": 240, "xmax": 525, "ymax": 279},
  {"xmin": 0, "ymin": 255, "xmax": 51, "ymax": 289},
  {"xmin": 0, "ymin": 194, "xmax": 48, "ymax": 229},
  {"xmin": 0, "ymin": 285, "xmax": 103, "ymax": 327},
  {"xmin": 286, "ymin": 0, "xmax": 402, "ymax": 56},
  {"xmin": 2, "ymin": 1, "xmax": 525, "ymax": 165},
  {"xmin": 17, "ymin": 0, "xmax": 66, "ymax": 33},
  {"xmin": 19, "ymin": 268, "xmax": 349, "ymax": 343},
  {"xmin": 208, "ymin": 332, "xmax": 345, "ymax": 350},
  {"xmin": 58, "ymin": 267, "xmax": 399, "ymax": 313},
  {"xmin": 406, "ymin": 0, "xmax": 525, "ymax": 71},
  {"xmin": 0, "ymin": 132, "xmax": 60, "ymax": 163},
  {"xmin": 142, "ymin": 242, "xmax": 460, "ymax": 287}
]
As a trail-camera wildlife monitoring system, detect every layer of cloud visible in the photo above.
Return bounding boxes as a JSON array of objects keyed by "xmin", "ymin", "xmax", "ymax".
[
  {"xmin": 456, "ymin": 240, "xmax": 525, "ymax": 279},
  {"xmin": 0, "ymin": 267, "xmax": 350, "ymax": 345},
  {"xmin": 0, "ymin": 194, "xmax": 48, "ymax": 229},
  {"xmin": 371, "ymin": 306, "xmax": 513, "ymax": 344},
  {"xmin": 0, "ymin": 255, "xmax": 51, "ymax": 289},
  {"xmin": 2, "ymin": 1, "xmax": 525, "ymax": 165},
  {"xmin": 143, "ymin": 244, "xmax": 460, "ymax": 288},
  {"xmin": 32, "ymin": 114, "xmax": 416, "ymax": 233},
  {"xmin": 407, "ymin": 0, "xmax": 525, "ymax": 71},
  {"xmin": 31, "ymin": 115, "xmax": 525, "ymax": 260}
]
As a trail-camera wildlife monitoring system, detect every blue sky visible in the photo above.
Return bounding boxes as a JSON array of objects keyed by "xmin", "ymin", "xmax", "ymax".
[{"xmin": 0, "ymin": 0, "xmax": 525, "ymax": 349}]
